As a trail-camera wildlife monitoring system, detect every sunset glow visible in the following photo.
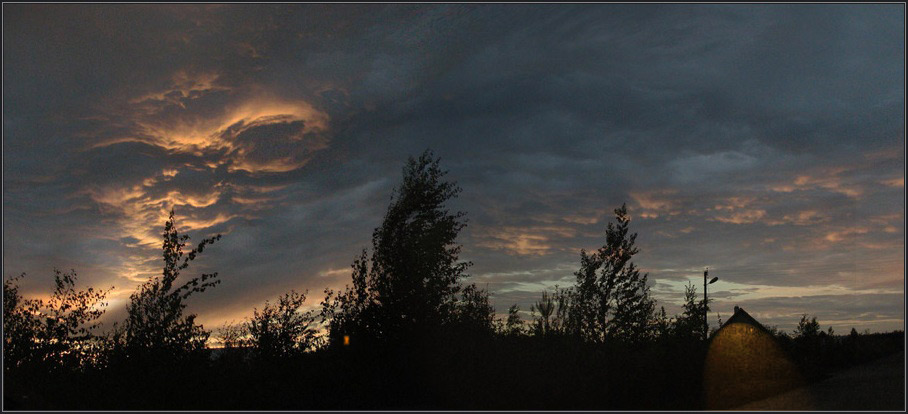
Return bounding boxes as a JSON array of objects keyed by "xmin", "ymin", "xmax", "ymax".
[{"xmin": 3, "ymin": 4, "xmax": 904, "ymax": 337}]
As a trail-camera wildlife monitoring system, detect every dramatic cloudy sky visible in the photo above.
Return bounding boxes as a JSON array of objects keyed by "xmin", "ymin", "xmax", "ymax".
[{"xmin": 3, "ymin": 4, "xmax": 904, "ymax": 334}]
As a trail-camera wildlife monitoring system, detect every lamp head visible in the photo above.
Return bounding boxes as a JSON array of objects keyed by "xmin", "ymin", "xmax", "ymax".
[{"xmin": 709, "ymin": 276, "xmax": 719, "ymax": 284}]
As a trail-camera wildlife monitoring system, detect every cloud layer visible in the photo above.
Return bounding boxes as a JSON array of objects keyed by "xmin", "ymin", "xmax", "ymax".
[{"xmin": 3, "ymin": 4, "xmax": 904, "ymax": 333}]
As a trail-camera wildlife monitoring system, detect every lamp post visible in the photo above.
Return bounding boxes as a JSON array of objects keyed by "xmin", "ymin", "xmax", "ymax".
[{"xmin": 704, "ymin": 267, "xmax": 718, "ymax": 340}]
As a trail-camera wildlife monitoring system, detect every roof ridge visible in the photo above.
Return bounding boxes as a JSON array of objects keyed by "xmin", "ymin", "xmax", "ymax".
[{"xmin": 720, "ymin": 306, "xmax": 770, "ymax": 333}]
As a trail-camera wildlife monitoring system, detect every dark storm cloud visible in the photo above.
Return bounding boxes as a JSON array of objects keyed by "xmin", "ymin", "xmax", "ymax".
[{"xmin": 3, "ymin": 4, "xmax": 903, "ymax": 332}]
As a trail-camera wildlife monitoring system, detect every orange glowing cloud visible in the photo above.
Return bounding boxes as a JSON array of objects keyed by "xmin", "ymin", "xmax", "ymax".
[
  {"xmin": 823, "ymin": 227, "xmax": 870, "ymax": 243},
  {"xmin": 713, "ymin": 209, "xmax": 767, "ymax": 225},
  {"xmin": 630, "ymin": 190, "xmax": 681, "ymax": 219},
  {"xmin": 771, "ymin": 170, "xmax": 863, "ymax": 198},
  {"xmin": 708, "ymin": 196, "xmax": 773, "ymax": 224},
  {"xmin": 125, "ymin": 96, "xmax": 329, "ymax": 158},
  {"xmin": 562, "ymin": 214, "xmax": 599, "ymax": 225},
  {"xmin": 763, "ymin": 209, "xmax": 830, "ymax": 226},
  {"xmin": 83, "ymin": 179, "xmax": 284, "ymax": 287},
  {"xmin": 97, "ymin": 70, "xmax": 332, "ymax": 175},
  {"xmin": 880, "ymin": 177, "xmax": 904, "ymax": 188},
  {"xmin": 76, "ymin": 69, "xmax": 336, "ymax": 287},
  {"xmin": 130, "ymin": 70, "xmax": 229, "ymax": 107},
  {"xmin": 476, "ymin": 225, "xmax": 577, "ymax": 256}
]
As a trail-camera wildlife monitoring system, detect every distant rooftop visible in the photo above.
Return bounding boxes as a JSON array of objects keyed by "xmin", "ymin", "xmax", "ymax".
[{"xmin": 720, "ymin": 305, "xmax": 770, "ymax": 334}]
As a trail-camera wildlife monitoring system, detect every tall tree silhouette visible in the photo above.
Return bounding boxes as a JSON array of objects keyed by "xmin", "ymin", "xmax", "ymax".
[
  {"xmin": 567, "ymin": 204, "xmax": 656, "ymax": 343},
  {"xmin": 673, "ymin": 282, "xmax": 707, "ymax": 340},
  {"xmin": 323, "ymin": 150, "xmax": 471, "ymax": 345},
  {"xmin": 114, "ymin": 209, "xmax": 222, "ymax": 361}
]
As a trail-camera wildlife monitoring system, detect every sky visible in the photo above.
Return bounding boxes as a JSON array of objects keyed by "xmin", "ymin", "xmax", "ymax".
[{"xmin": 3, "ymin": 4, "xmax": 905, "ymax": 335}]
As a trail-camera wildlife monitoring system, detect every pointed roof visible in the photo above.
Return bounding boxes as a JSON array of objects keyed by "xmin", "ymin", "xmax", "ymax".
[{"xmin": 720, "ymin": 306, "xmax": 770, "ymax": 334}]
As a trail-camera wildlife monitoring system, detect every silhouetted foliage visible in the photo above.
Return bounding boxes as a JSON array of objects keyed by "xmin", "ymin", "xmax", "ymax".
[
  {"xmin": 322, "ymin": 150, "xmax": 472, "ymax": 345},
  {"xmin": 3, "ymin": 273, "xmax": 41, "ymax": 372},
  {"xmin": 654, "ymin": 305, "xmax": 673, "ymax": 339},
  {"xmin": 786, "ymin": 313, "xmax": 841, "ymax": 381},
  {"xmin": 112, "ymin": 209, "xmax": 221, "ymax": 363},
  {"xmin": 3, "ymin": 270, "xmax": 110, "ymax": 372},
  {"xmin": 216, "ymin": 321, "xmax": 248, "ymax": 349},
  {"xmin": 794, "ymin": 313, "xmax": 822, "ymax": 338},
  {"xmin": 3, "ymin": 270, "xmax": 112, "ymax": 410},
  {"xmin": 503, "ymin": 304, "xmax": 526, "ymax": 336},
  {"xmin": 766, "ymin": 324, "xmax": 788, "ymax": 339},
  {"xmin": 674, "ymin": 282, "xmax": 708, "ymax": 340},
  {"xmin": 4, "ymin": 154, "xmax": 905, "ymax": 410},
  {"xmin": 566, "ymin": 204, "xmax": 656, "ymax": 344},
  {"xmin": 451, "ymin": 283, "xmax": 496, "ymax": 335},
  {"xmin": 530, "ymin": 287, "xmax": 572, "ymax": 337},
  {"xmin": 247, "ymin": 290, "xmax": 320, "ymax": 359}
]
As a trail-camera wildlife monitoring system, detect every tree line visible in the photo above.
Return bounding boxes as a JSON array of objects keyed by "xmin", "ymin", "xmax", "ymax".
[{"xmin": 3, "ymin": 150, "xmax": 903, "ymax": 410}]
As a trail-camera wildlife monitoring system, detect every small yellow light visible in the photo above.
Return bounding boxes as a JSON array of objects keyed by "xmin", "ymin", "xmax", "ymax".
[{"xmin": 343, "ymin": 335, "xmax": 350, "ymax": 346}]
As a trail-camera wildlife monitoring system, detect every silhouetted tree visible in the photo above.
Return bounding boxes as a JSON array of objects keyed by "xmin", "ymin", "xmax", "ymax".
[
  {"xmin": 451, "ymin": 283, "xmax": 496, "ymax": 335},
  {"xmin": 765, "ymin": 324, "xmax": 786, "ymax": 339},
  {"xmin": 215, "ymin": 321, "xmax": 248, "ymax": 350},
  {"xmin": 37, "ymin": 269, "xmax": 111, "ymax": 370},
  {"xmin": 567, "ymin": 204, "xmax": 656, "ymax": 343},
  {"xmin": 530, "ymin": 287, "xmax": 572, "ymax": 337},
  {"xmin": 531, "ymin": 290, "xmax": 555, "ymax": 336},
  {"xmin": 3, "ymin": 273, "xmax": 41, "ymax": 372},
  {"xmin": 673, "ymin": 282, "xmax": 707, "ymax": 340},
  {"xmin": 654, "ymin": 306, "xmax": 673, "ymax": 339},
  {"xmin": 247, "ymin": 290, "xmax": 319, "ymax": 359},
  {"xmin": 113, "ymin": 209, "xmax": 222, "ymax": 362},
  {"xmin": 503, "ymin": 304, "xmax": 526, "ymax": 336},
  {"xmin": 320, "ymin": 250, "xmax": 374, "ymax": 346},
  {"xmin": 3, "ymin": 270, "xmax": 110, "ymax": 372},
  {"xmin": 322, "ymin": 150, "xmax": 472, "ymax": 345},
  {"xmin": 794, "ymin": 314, "xmax": 821, "ymax": 338}
]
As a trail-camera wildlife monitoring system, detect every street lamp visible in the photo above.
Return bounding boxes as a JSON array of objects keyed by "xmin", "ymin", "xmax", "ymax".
[{"xmin": 704, "ymin": 268, "xmax": 718, "ymax": 340}]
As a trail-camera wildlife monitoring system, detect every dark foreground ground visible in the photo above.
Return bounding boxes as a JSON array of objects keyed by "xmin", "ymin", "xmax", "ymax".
[
  {"xmin": 736, "ymin": 351, "xmax": 905, "ymax": 411},
  {"xmin": 4, "ymin": 332, "xmax": 904, "ymax": 410}
]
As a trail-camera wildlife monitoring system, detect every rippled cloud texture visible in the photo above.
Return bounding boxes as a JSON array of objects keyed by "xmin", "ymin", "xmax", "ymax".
[{"xmin": 3, "ymin": 4, "xmax": 904, "ymax": 332}]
